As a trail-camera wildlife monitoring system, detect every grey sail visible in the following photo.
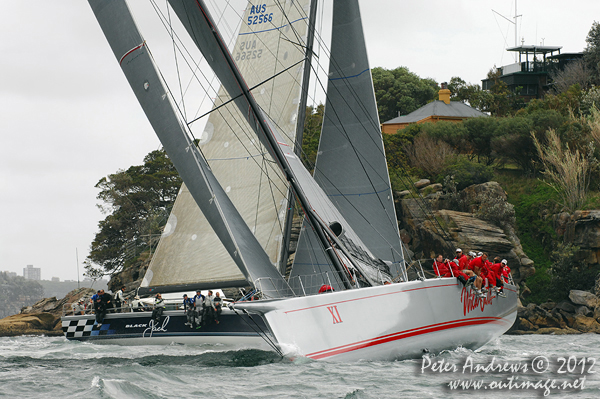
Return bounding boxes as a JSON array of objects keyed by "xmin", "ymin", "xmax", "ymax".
[
  {"xmin": 291, "ymin": 0, "xmax": 406, "ymax": 291},
  {"xmin": 88, "ymin": 0, "xmax": 293, "ymax": 297},
  {"xmin": 141, "ymin": 0, "xmax": 313, "ymax": 292},
  {"xmin": 168, "ymin": 0, "xmax": 392, "ymax": 291}
]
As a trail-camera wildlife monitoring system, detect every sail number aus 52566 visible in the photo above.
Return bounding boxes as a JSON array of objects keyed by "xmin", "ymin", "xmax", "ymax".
[
  {"xmin": 234, "ymin": 49, "xmax": 262, "ymax": 61},
  {"xmin": 247, "ymin": 4, "xmax": 273, "ymax": 25},
  {"xmin": 248, "ymin": 13, "xmax": 273, "ymax": 25}
]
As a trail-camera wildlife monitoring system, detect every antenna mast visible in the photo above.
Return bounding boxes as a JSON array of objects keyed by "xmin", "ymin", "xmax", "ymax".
[{"xmin": 492, "ymin": 1, "xmax": 522, "ymax": 62}]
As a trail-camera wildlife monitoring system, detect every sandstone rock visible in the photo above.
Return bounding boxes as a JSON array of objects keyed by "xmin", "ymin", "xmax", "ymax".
[
  {"xmin": 553, "ymin": 212, "xmax": 571, "ymax": 237},
  {"xmin": 535, "ymin": 327, "xmax": 580, "ymax": 335},
  {"xmin": 550, "ymin": 308, "xmax": 568, "ymax": 327},
  {"xmin": 460, "ymin": 182, "xmax": 507, "ymax": 213},
  {"xmin": 396, "ymin": 190, "xmax": 411, "ymax": 199},
  {"xmin": 414, "ymin": 179, "xmax": 430, "ymax": 189},
  {"xmin": 520, "ymin": 258, "xmax": 534, "ymax": 267},
  {"xmin": 509, "ymin": 330, "xmax": 536, "ymax": 335},
  {"xmin": 520, "ymin": 284, "xmax": 531, "ymax": 299},
  {"xmin": 569, "ymin": 290, "xmax": 600, "ymax": 308},
  {"xmin": 399, "ymin": 229, "xmax": 411, "ymax": 244},
  {"xmin": 555, "ymin": 301, "xmax": 576, "ymax": 313},
  {"xmin": 576, "ymin": 306, "xmax": 593, "ymax": 317},
  {"xmin": 429, "ymin": 183, "xmax": 443, "ymax": 192},
  {"xmin": 0, "ymin": 313, "xmax": 61, "ymax": 337},
  {"xmin": 21, "ymin": 287, "xmax": 96, "ymax": 317},
  {"xmin": 595, "ymin": 306, "xmax": 600, "ymax": 322},
  {"xmin": 519, "ymin": 266, "xmax": 535, "ymax": 279},
  {"xmin": 516, "ymin": 317, "xmax": 538, "ymax": 331},
  {"xmin": 557, "ymin": 210, "xmax": 600, "ymax": 266},
  {"xmin": 558, "ymin": 309, "xmax": 575, "ymax": 327},
  {"xmin": 540, "ymin": 301, "xmax": 556, "ymax": 311},
  {"xmin": 572, "ymin": 315, "xmax": 600, "ymax": 333}
]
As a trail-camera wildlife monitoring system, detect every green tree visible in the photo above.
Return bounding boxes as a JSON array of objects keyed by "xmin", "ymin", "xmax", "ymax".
[
  {"xmin": 85, "ymin": 149, "xmax": 182, "ymax": 278},
  {"xmin": 478, "ymin": 68, "xmax": 524, "ymax": 116},
  {"xmin": 492, "ymin": 116, "xmax": 535, "ymax": 171},
  {"xmin": 301, "ymin": 104, "xmax": 324, "ymax": 169},
  {"xmin": 372, "ymin": 67, "xmax": 438, "ymax": 123},
  {"xmin": 584, "ymin": 21, "xmax": 600, "ymax": 85},
  {"xmin": 447, "ymin": 76, "xmax": 483, "ymax": 108},
  {"xmin": 462, "ymin": 117, "xmax": 501, "ymax": 165},
  {"xmin": 0, "ymin": 272, "xmax": 44, "ymax": 318}
]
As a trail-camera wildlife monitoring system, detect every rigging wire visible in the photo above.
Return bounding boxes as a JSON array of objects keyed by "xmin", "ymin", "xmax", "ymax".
[
  {"xmin": 148, "ymin": 0, "xmax": 318, "ymax": 259},
  {"xmin": 149, "ymin": 1, "xmax": 456, "ymax": 279}
]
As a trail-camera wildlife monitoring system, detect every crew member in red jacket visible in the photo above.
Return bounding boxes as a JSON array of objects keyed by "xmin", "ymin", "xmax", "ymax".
[
  {"xmin": 433, "ymin": 254, "xmax": 451, "ymax": 277},
  {"xmin": 433, "ymin": 254, "xmax": 469, "ymax": 285},
  {"xmin": 469, "ymin": 252, "xmax": 488, "ymax": 275},
  {"xmin": 500, "ymin": 259, "xmax": 511, "ymax": 282}
]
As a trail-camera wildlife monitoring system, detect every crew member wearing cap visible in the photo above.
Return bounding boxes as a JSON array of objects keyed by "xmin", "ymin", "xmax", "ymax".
[
  {"xmin": 72, "ymin": 299, "xmax": 86, "ymax": 315},
  {"xmin": 433, "ymin": 254, "xmax": 469, "ymax": 286},
  {"xmin": 469, "ymin": 252, "xmax": 488, "ymax": 276},
  {"xmin": 459, "ymin": 251, "xmax": 475, "ymax": 277},
  {"xmin": 454, "ymin": 248, "xmax": 465, "ymax": 262},
  {"xmin": 500, "ymin": 259, "xmax": 511, "ymax": 283}
]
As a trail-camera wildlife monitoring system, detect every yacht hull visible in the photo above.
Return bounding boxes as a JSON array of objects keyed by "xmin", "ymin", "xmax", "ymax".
[
  {"xmin": 235, "ymin": 278, "xmax": 518, "ymax": 361},
  {"xmin": 61, "ymin": 308, "xmax": 272, "ymax": 349}
]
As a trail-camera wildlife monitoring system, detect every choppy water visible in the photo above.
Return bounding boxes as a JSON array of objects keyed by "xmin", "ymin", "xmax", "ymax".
[{"xmin": 1, "ymin": 335, "xmax": 599, "ymax": 398}]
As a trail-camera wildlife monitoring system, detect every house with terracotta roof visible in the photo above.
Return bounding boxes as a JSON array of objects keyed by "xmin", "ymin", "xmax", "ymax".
[{"xmin": 381, "ymin": 86, "xmax": 487, "ymax": 134}]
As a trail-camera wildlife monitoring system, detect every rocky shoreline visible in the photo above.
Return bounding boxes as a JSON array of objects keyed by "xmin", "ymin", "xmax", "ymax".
[
  {"xmin": 508, "ymin": 289, "xmax": 600, "ymax": 335},
  {"xmin": 0, "ymin": 287, "xmax": 94, "ymax": 337},
  {"xmin": 2, "ymin": 179, "xmax": 600, "ymax": 337}
]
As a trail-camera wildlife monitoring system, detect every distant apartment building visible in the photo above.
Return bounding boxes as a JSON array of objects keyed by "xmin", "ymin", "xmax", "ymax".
[
  {"xmin": 51, "ymin": 277, "xmax": 60, "ymax": 282},
  {"xmin": 23, "ymin": 264, "xmax": 41, "ymax": 281}
]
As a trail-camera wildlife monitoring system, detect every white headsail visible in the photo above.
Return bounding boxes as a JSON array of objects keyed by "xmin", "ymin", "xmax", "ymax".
[
  {"xmin": 140, "ymin": 0, "xmax": 314, "ymax": 293},
  {"xmin": 89, "ymin": 0, "xmax": 294, "ymax": 297},
  {"xmin": 166, "ymin": 0, "xmax": 393, "ymax": 291}
]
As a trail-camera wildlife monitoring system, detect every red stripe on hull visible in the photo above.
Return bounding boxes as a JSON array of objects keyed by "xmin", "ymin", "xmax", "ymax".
[{"xmin": 307, "ymin": 316, "xmax": 510, "ymax": 360}]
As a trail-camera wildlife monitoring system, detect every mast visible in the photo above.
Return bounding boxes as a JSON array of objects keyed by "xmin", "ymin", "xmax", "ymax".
[
  {"xmin": 137, "ymin": 0, "xmax": 313, "ymax": 294},
  {"xmin": 88, "ymin": 0, "xmax": 294, "ymax": 298},
  {"xmin": 168, "ymin": 0, "xmax": 363, "ymax": 289},
  {"xmin": 278, "ymin": 0, "xmax": 319, "ymax": 274}
]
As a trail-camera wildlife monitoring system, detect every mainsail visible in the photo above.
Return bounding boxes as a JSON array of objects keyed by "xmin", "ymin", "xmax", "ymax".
[
  {"xmin": 89, "ymin": 0, "xmax": 293, "ymax": 297},
  {"xmin": 291, "ymin": 0, "xmax": 407, "ymax": 291},
  {"xmin": 140, "ymin": 0, "xmax": 315, "ymax": 293},
  {"xmin": 166, "ymin": 0, "xmax": 393, "ymax": 291}
]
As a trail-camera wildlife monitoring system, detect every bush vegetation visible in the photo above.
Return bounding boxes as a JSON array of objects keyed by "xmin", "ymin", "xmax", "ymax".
[{"xmin": 382, "ymin": 75, "xmax": 600, "ymax": 303}]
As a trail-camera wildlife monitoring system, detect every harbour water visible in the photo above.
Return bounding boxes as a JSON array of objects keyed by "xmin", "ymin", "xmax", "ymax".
[{"xmin": 1, "ymin": 334, "xmax": 599, "ymax": 398}]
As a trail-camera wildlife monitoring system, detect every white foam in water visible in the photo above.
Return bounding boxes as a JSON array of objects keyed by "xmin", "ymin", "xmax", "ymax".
[{"xmin": 1, "ymin": 335, "xmax": 598, "ymax": 398}]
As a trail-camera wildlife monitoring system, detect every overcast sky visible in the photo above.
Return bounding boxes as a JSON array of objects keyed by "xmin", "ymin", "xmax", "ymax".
[{"xmin": 1, "ymin": 0, "xmax": 598, "ymax": 282}]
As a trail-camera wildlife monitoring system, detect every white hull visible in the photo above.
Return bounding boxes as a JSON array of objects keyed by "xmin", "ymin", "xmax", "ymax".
[{"xmin": 235, "ymin": 278, "xmax": 517, "ymax": 361}]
